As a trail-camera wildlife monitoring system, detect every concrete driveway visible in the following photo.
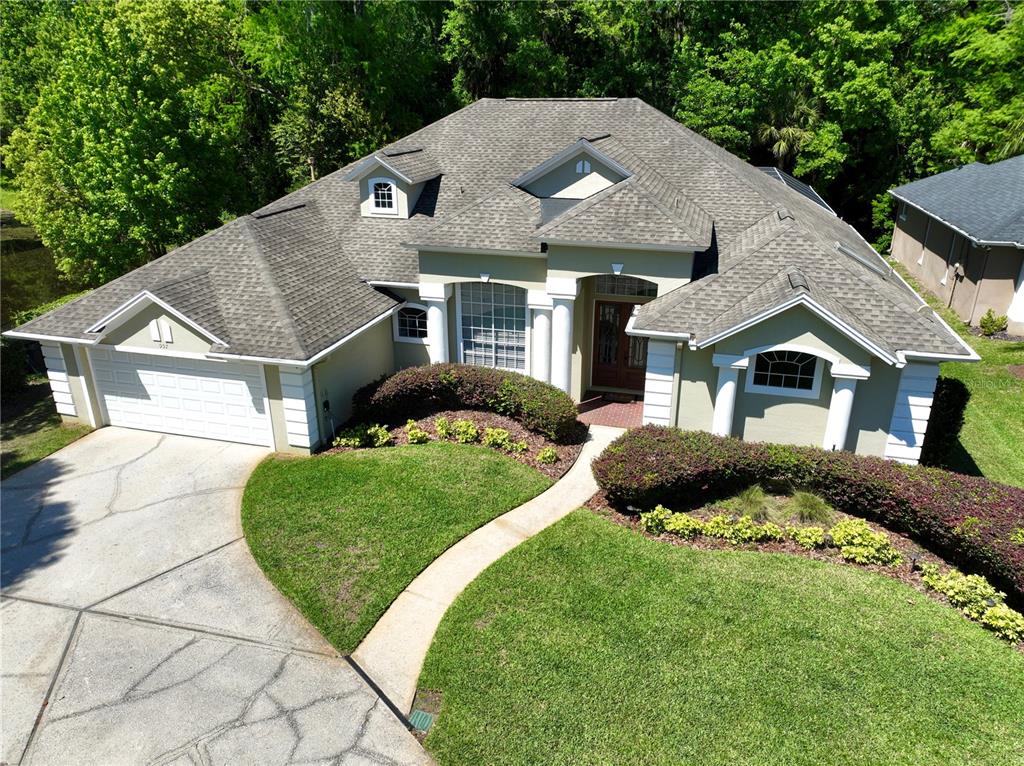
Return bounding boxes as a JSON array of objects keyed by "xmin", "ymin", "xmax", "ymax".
[{"xmin": 1, "ymin": 428, "xmax": 429, "ymax": 766}]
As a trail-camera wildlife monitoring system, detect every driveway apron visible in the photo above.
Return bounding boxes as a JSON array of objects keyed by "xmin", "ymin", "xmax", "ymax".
[{"xmin": 1, "ymin": 427, "xmax": 429, "ymax": 766}]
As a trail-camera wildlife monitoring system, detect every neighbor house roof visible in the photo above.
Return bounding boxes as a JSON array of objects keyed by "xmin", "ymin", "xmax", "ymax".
[
  {"xmin": 889, "ymin": 155, "xmax": 1024, "ymax": 248},
  {"xmin": 13, "ymin": 97, "xmax": 973, "ymax": 362}
]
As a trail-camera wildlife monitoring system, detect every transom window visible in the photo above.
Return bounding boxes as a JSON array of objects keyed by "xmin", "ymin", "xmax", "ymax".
[
  {"xmin": 394, "ymin": 304, "xmax": 428, "ymax": 343},
  {"xmin": 458, "ymin": 283, "xmax": 527, "ymax": 371},
  {"xmin": 595, "ymin": 274, "xmax": 658, "ymax": 297},
  {"xmin": 575, "ymin": 159, "xmax": 592, "ymax": 175},
  {"xmin": 749, "ymin": 350, "xmax": 820, "ymax": 397},
  {"xmin": 370, "ymin": 177, "xmax": 396, "ymax": 214}
]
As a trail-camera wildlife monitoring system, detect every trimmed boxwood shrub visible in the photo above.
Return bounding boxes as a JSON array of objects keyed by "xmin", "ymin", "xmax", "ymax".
[
  {"xmin": 592, "ymin": 425, "xmax": 1024, "ymax": 602},
  {"xmin": 352, "ymin": 363, "xmax": 579, "ymax": 443}
]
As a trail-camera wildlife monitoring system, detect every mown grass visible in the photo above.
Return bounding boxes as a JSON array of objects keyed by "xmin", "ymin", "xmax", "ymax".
[
  {"xmin": 241, "ymin": 442, "xmax": 551, "ymax": 653},
  {"xmin": 1, "ymin": 379, "xmax": 91, "ymax": 479},
  {"xmin": 892, "ymin": 264, "xmax": 1023, "ymax": 487},
  {"xmin": 421, "ymin": 510, "xmax": 1024, "ymax": 766}
]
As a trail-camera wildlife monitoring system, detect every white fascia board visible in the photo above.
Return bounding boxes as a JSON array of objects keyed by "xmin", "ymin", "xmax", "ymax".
[
  {"xmin": 624, "ymin": 313, "xmax": 690, "ymax": 341},
  {"xmin": 204, "ymin": 307, "xmax": 396, "ymax": 368},
  {"xmin": 86, "ymin": 291, "xmax": 228, "ymax": 347},
  {"xmin": 344, "ymin": 155, "xmax": 414, "ymax": 185},
  {"xmin": 888, "ymin": 191, "xmax": 1023, "ymax": 249},
  {"xmin": 3, "ymin": 330, "xmax": 98, "ymax": 345},
  {"xmin": 401, "ymin": 243, "xmax": 547, "ymax": 259},
  {"xmin": 540, "ymin": 238, "xmax": 697, "ymax": 253},
  {"xmin": 696, "ymin": 294, "xmax": 899, "ymax": 367},
  {"xmin": 512, "ymin": 138, "xmax": 634, "ymax": 188}
]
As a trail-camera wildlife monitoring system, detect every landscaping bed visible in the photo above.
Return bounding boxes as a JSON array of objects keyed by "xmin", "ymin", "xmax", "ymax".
[
  {"xmin": 241, "ymin": 442, "xmax": 551, "ymax": 654},
  {"xmin": 326, "ymin": 409, "xmax": 585, "ymax": 481},
  {"xmin": 593, "ymin": 426, "xmax": 1024, "ymax": 603},
  {"xmin": 420, "ymin": 510, "xmax": 1024, "ymax": 766}
]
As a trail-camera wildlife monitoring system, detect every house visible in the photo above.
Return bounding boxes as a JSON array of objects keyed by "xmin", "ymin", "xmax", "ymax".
[
  {"xmin": 889, "ymin": 154, "xmax": 1024, "ymax": 334},
  {"xmin": 6, "ymin": 98, "xmax": 977, "ymax": 464}
]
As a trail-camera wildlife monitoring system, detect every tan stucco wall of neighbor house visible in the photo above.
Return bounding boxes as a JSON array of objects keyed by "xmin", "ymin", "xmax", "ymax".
[
  {"xmin": 100, "ymin": 303, "xmax": 213, "ymax": 354},
  {"xmin": 311, "ymin": 318, "xmax": 394, "ymax": 441},
  {"xmin": 892, "ymin": 207, "xmax": 1024, "ymax": 333},
  {"xmin": 522, "ymin": 151, "xmax": 623, "ymax": 199},
  {"xmin": 263, "ymin": 364, "xmax": 306, "ymax": 454}
]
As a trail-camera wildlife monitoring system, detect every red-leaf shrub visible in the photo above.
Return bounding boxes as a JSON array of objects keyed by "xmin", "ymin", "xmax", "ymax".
[
  {"xmin": 352, "ymin": 363, "xmax": 581, "ymax": 443},
  {"xmin": 592, "ymin": 425, "xmax": 1024, "ymax": 602}
]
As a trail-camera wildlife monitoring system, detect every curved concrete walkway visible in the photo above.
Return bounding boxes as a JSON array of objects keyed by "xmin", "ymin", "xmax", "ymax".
[{"xmin": 352, "ymin": 424, "xmax": 623, "ymax": 713}]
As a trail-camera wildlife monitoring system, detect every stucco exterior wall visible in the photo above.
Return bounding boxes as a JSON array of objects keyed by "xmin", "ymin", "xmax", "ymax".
[
  {"xmin": 675, "ymin": 346, "xmax": 716, "ymax": 431},
  {"xmin": 101, "ymin": 303, "xmax": 213, "ymax": 354},
  {"xmin": 358, "ymin": 174, "xmax": 423, "ymax": 219},
  {"xmin": 389, "ymin": 287, "xmax": 432, "ymax": 369},
  {"xmin": 892, "ymin": 208, "xmax": 1024, "ymax": 333},
  {"xmin": 547, "ymin": 246, "xmax": 692, "ymax": 294},
  {"xmin": 733, "ymin": 365, "xmax": 831, "ymax": 447},
  {"xmin": 522, "ymin": 151, "xmax": 623, "ymax": 199},
  {"xmin": 419, "ymin": 251, "xmax": 547, "ymax": 290},
  {"xmin": 311, "ymin": 319, "xmax": 394, "ymax": 440},
  {"xmin": 263, "ymin": 365, "xmax": 307, "ymax": 454},
  {"xmin": 847, "ymin": 360, "xmax": 902, "ymax": 457}
]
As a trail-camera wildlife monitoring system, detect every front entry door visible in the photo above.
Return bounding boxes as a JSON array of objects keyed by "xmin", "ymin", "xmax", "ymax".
[{"xmin": 592, "ymin": 301, "xmax": 648, "ymax": 391}]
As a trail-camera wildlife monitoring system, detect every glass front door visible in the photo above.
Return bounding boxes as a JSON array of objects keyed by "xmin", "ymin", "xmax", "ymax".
[{"xmin": 591, "ymin": 301, "xmax": 648, "ymax": 391}]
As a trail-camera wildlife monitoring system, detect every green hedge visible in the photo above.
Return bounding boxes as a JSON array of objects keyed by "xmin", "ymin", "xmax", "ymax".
[{"xmin": 352, "ymin": 363, "xmax": 581, "ymax": 443}]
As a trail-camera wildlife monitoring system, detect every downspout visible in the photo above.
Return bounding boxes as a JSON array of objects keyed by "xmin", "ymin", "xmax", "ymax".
[{"xmin": 967, "ymin": 246, "xmax": 992, "ymax": 326}]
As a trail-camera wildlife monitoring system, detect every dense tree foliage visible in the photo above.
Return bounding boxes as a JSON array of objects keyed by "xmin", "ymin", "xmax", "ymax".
[{"xmin": 1, "ymin": 0, "xmax": 1020, "ymax": 286}]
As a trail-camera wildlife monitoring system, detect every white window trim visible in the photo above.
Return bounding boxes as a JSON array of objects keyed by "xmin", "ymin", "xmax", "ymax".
[
  {"xmin": 454, "ymin": 282, "xmax": 532, "ymax": 375},
  {"xmin": 369, "ymin": 177, "xmax": 398, "ymax": 216},
  {"xmin": 393, "ymin": 303, "xmax": 430, "ymax": 345},
  {"xmin": 744, "ymin": 352, "xmax": 823, "ymax": 400}
]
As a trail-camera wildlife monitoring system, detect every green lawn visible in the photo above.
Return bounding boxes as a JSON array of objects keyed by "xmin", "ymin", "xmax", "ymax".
[
  {"xmin": 421, "ymin": 511, "xmax": 1024, "ymax": 766},
  {"xmin": 241, "ymin": 443, "xmax": 551, "ymax": 653},
  {"xmin": 1, "ymin": 379, "xmax": 91, "ymax": 479},
  {"xmin": 893, "ymin": 264, "xmax": 1023, "ymax": 486}
]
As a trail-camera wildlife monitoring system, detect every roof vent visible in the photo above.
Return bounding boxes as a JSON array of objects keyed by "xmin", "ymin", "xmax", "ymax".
[
  {"xmin": 776, "ymin": 207, "xmax": 794, "ymax": 221},
  {"xmin": 916, "ymin": 304, "xmax": 935, "ymax": 318},
  {"xmin": 584, "ymin": 133, "xmax": 611, "ymax": 142},
  {"xmin": 788, "ymin": 270, "xmax": 809, "ymax": 291},
  {"xmin": 252, "ymin": 203, "xmax": 306, "ymax": 220},
  {"xmin": 381, "ymin": 146, "xmax": 424, "ymax": 157}
]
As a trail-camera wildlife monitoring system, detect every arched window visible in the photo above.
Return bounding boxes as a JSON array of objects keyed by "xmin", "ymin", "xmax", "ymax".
[
  {"xmin": 457, "ymin": 282, "xmax": 527, "ymax": 371},
  {"xmin": 747, "ymin": 350, "xmax": 822, "ymax": 398},
  {"xmin": 369, "ymin": 177, "xmax": 397, "ymax": 215},
  {"xmin": 575, "ymin": 159, "xmax": 592, "ymax": 175},
  {"xmin": 393, "ymin": 304, "xmax": 428, "ymax": 343}
]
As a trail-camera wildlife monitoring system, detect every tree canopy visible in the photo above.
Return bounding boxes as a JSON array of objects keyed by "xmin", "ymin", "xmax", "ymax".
[{"xmin": 1, "ymin": 0, "xmax": 1021, "ymax": 286}]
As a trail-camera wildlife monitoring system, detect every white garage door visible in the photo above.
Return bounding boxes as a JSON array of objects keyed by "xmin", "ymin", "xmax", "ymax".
[{"xmin": 89, "ymin": 347, "xmax": 272, "ymax": 446}]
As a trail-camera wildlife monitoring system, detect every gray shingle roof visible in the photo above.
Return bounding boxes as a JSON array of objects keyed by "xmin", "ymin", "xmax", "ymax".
[
  {"xmin": 15, "ymin": 202, "xmax": 397, "ymax": 360},
  {"xmin": 15, "ymin": 97, "xmax": 970, "ymax": 361},
  {"xmin": 889, "ymin": 155, "xmax": 1024, "ymax": 247}
]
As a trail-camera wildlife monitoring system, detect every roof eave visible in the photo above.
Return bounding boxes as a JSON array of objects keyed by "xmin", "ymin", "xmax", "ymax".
[{"xmin": 889, "ymin": 191, "xmax": 1024, "ymax": 249}]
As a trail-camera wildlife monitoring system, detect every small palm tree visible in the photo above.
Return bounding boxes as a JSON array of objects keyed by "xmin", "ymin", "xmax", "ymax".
[{"xmin": 757, "ymin": 91, "xmax": 820, "ymax": 170}]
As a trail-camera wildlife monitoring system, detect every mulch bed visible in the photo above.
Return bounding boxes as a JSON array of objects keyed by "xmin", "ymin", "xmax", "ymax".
[
  {"xmin": 324, "ymin": 409, "xmax": 587, "ymax": 481},
  {"xmin": 968, "ymin": 326, "xmax": 1024, "ymax": 342},
  {"xmin": 586, "ymin": 492, "xmax": 1024, "ymax": 652}
]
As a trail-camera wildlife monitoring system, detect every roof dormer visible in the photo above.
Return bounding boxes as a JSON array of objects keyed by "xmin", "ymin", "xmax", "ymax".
[
  {"xmin": 514, "ymin": 138, "xmax": 631, "ymax": 200},
  {"xmin": 345, "ymin": 147, "xmax": 441, "ymax": 219}
]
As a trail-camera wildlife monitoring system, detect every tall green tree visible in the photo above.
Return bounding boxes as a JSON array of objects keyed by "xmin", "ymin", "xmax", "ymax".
[{"xmin": 7, "ymin": 0, "xmax": 254, "ymax": 285}]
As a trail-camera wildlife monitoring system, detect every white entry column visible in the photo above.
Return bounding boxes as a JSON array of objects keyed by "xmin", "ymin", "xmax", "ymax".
[
  {"xmin": 547, "ymin": 277, "xmax": 578, "ymax": 394},
  {"xmin": 529, "ymin": 289, "xmax": 553, "ymax": 384},
  {"xmin": 419, "ymin": 282, "xmax": 452, "ymax": 364},
  {"xmin": 711, "ymin": 354, "xmax": 749, "ymax": 437}
]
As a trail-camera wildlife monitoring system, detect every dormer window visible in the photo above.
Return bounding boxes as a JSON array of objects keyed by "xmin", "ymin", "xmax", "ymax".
[
  {"xmin": 370, "ymin": 177, "xmax": 397, "ymax": 215},
  {"xmin": 575, "ymin": 159, "xmax": 592, "ymax": 175}
]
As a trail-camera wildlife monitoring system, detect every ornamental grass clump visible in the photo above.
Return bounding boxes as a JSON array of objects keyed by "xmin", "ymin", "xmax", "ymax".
[
  {"xmin": 790, "ymin": 491, "xmax": 833, "ymax": 524},
  {"xmin": 736, "ymin": 485, "xmax": 772, "ymax": 521}
]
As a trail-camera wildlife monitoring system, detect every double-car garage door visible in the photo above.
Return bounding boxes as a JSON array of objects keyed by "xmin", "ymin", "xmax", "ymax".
[{"xmin": 89, "ymin": 347, "xmax": 272, "ymax": 446}]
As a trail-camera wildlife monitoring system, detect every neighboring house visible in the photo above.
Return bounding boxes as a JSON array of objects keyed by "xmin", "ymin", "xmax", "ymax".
[
  {"xmin": 889, "ymin": 154, "xmax": 1024, "ymax": 335},
  {"xmin": 7, "ymin": 98, "xmax": 977, "ymax": 464}
]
